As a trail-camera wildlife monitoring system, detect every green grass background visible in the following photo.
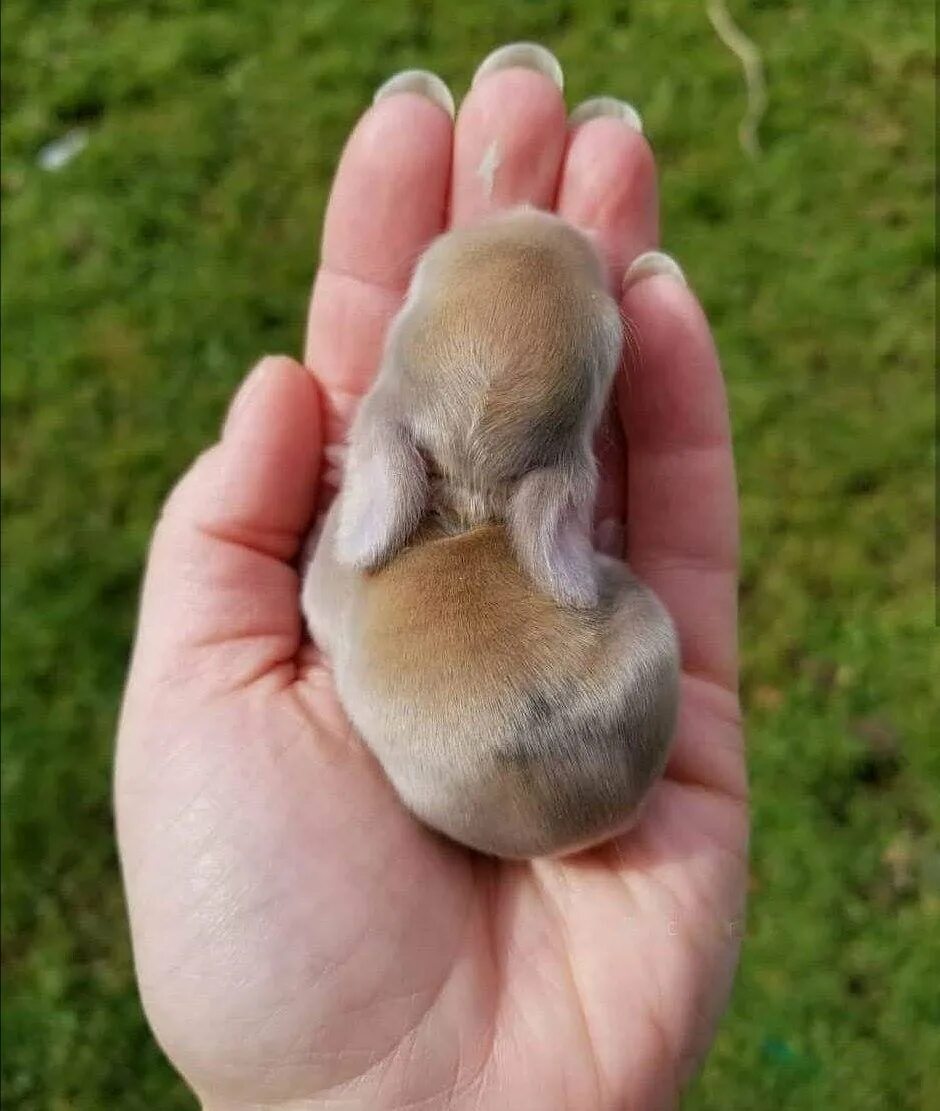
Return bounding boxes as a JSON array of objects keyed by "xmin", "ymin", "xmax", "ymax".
[{"xmin": 1, "ymin": 0, "xmax": 936, "ymax": 1107}]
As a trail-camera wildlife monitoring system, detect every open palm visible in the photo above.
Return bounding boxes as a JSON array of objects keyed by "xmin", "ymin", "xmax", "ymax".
[{"xmin": 116, "ymin": 48, "xmax": 746, "ymax": 1110}]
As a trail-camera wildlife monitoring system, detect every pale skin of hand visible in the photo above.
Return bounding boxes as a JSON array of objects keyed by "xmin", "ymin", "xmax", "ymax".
[{"xmin": 116, "ymin": 58, "xmax": 747, "ymax": 1111}]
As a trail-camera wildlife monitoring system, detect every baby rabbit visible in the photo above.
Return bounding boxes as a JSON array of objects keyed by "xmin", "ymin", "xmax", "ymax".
[{"xmin": 303, "ymin": 208, "xmax": 679, "ymax": 859}]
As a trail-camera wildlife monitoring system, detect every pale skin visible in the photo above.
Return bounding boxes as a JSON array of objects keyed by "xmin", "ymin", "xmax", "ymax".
[{"xmin": 116, "ymin": 56, "xmax": 746, "ymax": 1111}]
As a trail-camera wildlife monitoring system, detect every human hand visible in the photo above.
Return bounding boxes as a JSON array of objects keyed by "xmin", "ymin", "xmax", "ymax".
[{"xmin": 116, "ymin": 44, "xmax": 746, "ymax": 1110}]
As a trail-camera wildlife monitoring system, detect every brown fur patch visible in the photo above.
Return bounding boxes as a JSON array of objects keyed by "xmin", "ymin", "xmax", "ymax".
[{"xmin": 358, "ymin": 522, "xmax": 601, "ymax": 705}]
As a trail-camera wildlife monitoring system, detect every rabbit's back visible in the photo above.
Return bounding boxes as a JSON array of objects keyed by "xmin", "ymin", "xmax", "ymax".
[
  {"xmin": 334, "ymin": 520, "xmax": 678, "ymax": 857},
  {"xmin": 357, "ymin": 522, "xmax": 598, "ymax": 704}
]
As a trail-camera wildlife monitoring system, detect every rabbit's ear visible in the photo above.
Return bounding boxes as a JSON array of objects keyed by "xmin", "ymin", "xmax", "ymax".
[
  {"xmin": 335, "ymin": 397, "xmax": 428, "ymax": 570},
  {"xmin": 507, "ymin": 453, "xmax": 598, "ymax": 608}
]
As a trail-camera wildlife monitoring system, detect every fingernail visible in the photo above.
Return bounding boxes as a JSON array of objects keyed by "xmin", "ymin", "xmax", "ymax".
[
  {"xmin": 323, "ymin": 443, "xmax": 347, "ymax": 471},
  {"xmin": 595, "ymin": 517, "xmax": 625, "ymax": 558},
  {"xmin": 472, "ymin": 42, "xmax": 564, "ymax": 91},
  {"xmin": 373, "ymin": 69, "xmax": 455, "ymax": 119},
  {"xmin": 569, "ymin": 96, "xmax": 643, "ymax": 133},
  {"xmin": 622, "ymin": 250, "xmax": 687, "ymax": 294},
  {"xmin": 322, "ymin": 443, "xmax": 347, "ymax": 486}
]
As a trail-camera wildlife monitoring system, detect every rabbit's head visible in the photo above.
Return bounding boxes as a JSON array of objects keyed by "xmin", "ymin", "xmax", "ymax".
[{"xmin": 336, "ymin": 208, "xmax": 622, "ymax": 608}]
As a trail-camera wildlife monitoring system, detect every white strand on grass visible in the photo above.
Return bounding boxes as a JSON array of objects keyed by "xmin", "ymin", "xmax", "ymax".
[{"xmin": 706, "ymin": 0, "xmax": 768, "ymax": 159}]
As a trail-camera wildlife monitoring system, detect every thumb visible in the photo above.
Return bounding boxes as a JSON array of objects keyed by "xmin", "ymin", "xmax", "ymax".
[{"xmin": 129, "ymin": 355, "xmax": 322, "ymax": 695}]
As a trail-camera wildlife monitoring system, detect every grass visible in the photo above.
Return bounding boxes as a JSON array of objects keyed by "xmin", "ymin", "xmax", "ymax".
[{"xmin": 1, "ymin": 0, "xmax": 936, "ymax": 1107}]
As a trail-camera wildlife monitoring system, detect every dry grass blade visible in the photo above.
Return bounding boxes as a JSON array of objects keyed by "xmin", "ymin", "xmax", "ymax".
[{"xmin": 706, "ymin": 0, "xmax": 768, "ymax": 159}]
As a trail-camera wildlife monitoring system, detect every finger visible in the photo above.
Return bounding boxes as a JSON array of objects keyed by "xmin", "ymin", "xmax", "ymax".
[
  {"xmin": 132, "ymin": 357, "xmax": 321, "ymax": 693},
  {"xmin": 305, "ymin": 73, "xmax": 454, "ymax": 445},
  {"xmin": 557, "ymin": 99, "xmax": 658, "ymax": 287},
  {"xmin": 666, "ymin": 673, "xmax": 748, "ymax": 801},
  {"xmin": 450, "ymin": 43, "xmax": 567, "ymax": 225},
  {"xmin": 619, "ymin": 257, "xmax": 739, "ymax": 692},
  {"xmin": 556, "ymin": 100, "xmax": 660, "ymax": 551}
]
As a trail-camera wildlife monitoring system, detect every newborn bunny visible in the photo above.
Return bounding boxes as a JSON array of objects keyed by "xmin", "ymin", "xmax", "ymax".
[{"xmin": 303, "ymin": 208, "xmax": 680, "ymax": 858}]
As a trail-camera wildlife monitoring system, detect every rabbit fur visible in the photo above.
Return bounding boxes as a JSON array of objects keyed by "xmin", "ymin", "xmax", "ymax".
[{"xmin": 302, "ymin": 208, "xmax": 680, "ymax": 859}]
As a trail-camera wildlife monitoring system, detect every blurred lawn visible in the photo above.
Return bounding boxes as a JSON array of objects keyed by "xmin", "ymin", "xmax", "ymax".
[{"xmin": 1, "ymin": 0, "xmax": 937, "ymax": 1107}]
